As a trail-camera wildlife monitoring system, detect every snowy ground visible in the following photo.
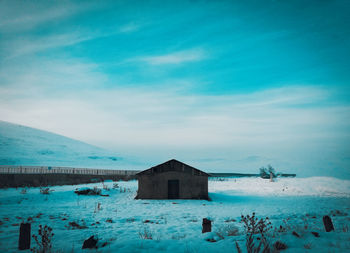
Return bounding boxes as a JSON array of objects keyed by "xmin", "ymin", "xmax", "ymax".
[{"xmin": 0, "ymin": 177, "xmax": 349, "ymax": 252}]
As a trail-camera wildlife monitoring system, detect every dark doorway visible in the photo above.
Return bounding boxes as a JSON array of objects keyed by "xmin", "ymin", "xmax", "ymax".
[{"xmin": 168, "ymin": 180, "xmax": 179, "ymax": 199}]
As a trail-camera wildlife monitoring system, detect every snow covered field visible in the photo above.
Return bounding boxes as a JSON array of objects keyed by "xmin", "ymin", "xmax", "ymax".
[{"xmin": 0, "ymin": 177, "xmax": 349, "ymax": 252}]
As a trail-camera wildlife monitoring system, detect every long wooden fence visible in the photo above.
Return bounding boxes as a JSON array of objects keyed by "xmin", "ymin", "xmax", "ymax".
[{"xmin": 0, "ymin": 166, "xmax": 140, "ymax": 176}]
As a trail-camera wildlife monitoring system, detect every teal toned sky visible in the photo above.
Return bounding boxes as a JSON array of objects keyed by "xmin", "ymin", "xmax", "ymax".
[{"xmin": 0, "ymin": 0, "xmax": 349, "ymax": 177}]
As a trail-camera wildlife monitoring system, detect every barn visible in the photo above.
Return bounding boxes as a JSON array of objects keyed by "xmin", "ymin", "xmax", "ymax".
[{"xmin": 135, "ymin": 159, "xmax": 210, "ymax": 200}]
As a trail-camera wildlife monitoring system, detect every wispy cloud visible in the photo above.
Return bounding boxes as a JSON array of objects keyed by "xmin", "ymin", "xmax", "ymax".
[
  {"xmin": 0, "ymin": 58, "xmax": 105, "ymax": 96},
  {"xmin": 0, "ymin": 1, "xmax": 97, "ymax": 32},
  {"xmin": 0, "ymin": 56, "xmax": 349, "ymax": 176},
  {"xmin": 4, "ymin": 33, "xmax": 93, "ymax": 58},
  {"xmin": 119, "ymin": 22, "xmax": 140, "ymax": 33},
  {"xmin": 0, "ymin": 1, "xmax": 141, "ymax": 58},
  {"xmin": 3, "ymin": 23, "xmax": 141, "ymax": 58},
  {"xmin": 137, "ymin": 49, "xmax": 206, "ymax": 65}
]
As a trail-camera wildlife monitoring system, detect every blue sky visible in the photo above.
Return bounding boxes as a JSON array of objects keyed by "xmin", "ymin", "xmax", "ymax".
[{"xmin": 0, "ymin": 0, "xmax": 349, "ymax": 177}]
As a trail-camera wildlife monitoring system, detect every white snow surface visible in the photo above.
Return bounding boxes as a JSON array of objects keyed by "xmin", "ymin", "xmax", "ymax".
[
  {"xmin": 0, "ymin": 177, "xmax": 349, "ymax": 252},
  {"xmin": 0, "ymin": 121, "xmax": 123, "ymax": 169},
  {"xmin": 211, "ymin": 177, "xmax": 350, "ymax": 197}
]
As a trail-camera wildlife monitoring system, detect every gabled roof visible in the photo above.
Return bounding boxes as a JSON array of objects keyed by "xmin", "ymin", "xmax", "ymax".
[{"xmin": 136, "ymin": 159, "xmax": 211, "ymax": 177}]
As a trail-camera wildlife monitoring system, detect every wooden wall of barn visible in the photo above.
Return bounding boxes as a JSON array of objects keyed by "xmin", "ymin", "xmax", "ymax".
[{"xmin": 136, "ymin": 171, "xmax": 208, "ymax": 200}]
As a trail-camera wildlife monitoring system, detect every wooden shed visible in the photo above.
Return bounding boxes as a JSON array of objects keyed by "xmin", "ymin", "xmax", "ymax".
[{"xmin": 135, "ymin": 159, "xmax": 210, "ymax": 200}]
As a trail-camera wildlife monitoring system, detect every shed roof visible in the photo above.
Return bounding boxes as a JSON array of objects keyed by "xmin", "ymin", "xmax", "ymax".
[{"xmin": 136, "ymin": 159, "xmax": 211, "ymax": 177}]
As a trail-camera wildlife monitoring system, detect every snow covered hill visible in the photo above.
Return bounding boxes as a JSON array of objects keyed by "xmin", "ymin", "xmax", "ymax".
[{"xmin": 0, "ymin": 121, "xmax": 123, "ymax": 169}]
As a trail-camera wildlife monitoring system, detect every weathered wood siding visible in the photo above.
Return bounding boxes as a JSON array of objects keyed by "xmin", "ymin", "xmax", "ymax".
[
  {"xmin": 136, "ymin": 160, "xmax": 209, "ymax": 200},
  {"xmin": 137, "ymin": 171, "xmax": 208, "ymax": 199}
]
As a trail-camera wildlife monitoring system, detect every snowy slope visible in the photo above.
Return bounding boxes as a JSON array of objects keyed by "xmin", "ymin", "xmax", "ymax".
[{"xmin": 0, "ymin": 121, "xmax": 123, "ymax": 169}]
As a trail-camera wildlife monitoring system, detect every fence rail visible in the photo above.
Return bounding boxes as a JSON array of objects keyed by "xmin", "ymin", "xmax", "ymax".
[{"xmin": 0, "ymin": 166, "xmax": 140, "ymax": 176}]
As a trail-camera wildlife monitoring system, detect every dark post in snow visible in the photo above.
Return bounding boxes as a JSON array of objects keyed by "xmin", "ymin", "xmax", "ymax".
[
  {"xmin": 18, "ymin": 223, "xmax": 31, "ymax": 250},
  {"xmin": 323, "ymin": 215, "xmax": 334, "ymax": 232},
  {"xmin": 202, "ymin": 218, "xmax": 212, "ymax": 233}
]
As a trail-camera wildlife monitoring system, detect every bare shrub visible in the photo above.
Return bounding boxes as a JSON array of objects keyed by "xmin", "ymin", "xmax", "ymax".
[
  {"xmin": 281, "ymin": 218, "xmax": 292, "ymax": 231},
  {"xmin": 20, "ymin": 188, "xmax": 27, "ymax": 194},
  {"xmin": 235, "ymin": 241, "xmax": 242, "ymax": 253},
  {"xmin": 272, "ymin": 220, "xmax": 290, "ymax": 238},
  {"xmin": 40, "ymin": 188, "xmax": 53, "ymax": 195},
  {"xmin": 94, "ymin": 202, "xmax": 102, "ymax": 213},
  {"xmin": 139, "ymin": 226, "xmax": 153, "ymax": 240},
  {"xmin": 274, "ymin": 241, "xmax": 287, "ymax": 251},
  {"xmin": 277, "ymin": 225, "xmax": 286, "ymax": 233},
  {"xmin": 102, "ymin": 182, "xmax": 110, "ymax": 191},
  {"xmin": 241, "ymin": 212, "xmax": 272, "ymax": 253},
  {"xmin": 113, "ymin": 183, "xmax": 119, "ymax": 189},
  {"xmin": 301, "ymin": 216, "xmax": 309, "ymax": 230},
  {"xmin": 74, "ymin": 187, "xmax": 101, "ymax": 196},
  {"xmin": 226, "ymin": 224, "xmax": 239, "ymax": 236},
  {"xmin": 304, "ymin": 243, "xmax": 312, "ymax": 249},
  {"xmin": 171, "ymin": 233, "xmax": 186, "ymax": 240},
  {"xmin": 66, "ymin": 221, "xmax": 87, "ymax": 230},
  {"xmin": 93, "ymin": 186, "xmax": 102, "ymax": 195},
  {"xmin": 330, "ymin": 210, "xmax": 348, "ymax": 217},
  {"xmin": 224, "ymin": 218, "xmax": 237, "ymax": 223},
  {"xmin": 126, "ymin": 218, "xmax": 135, "ymax": 223},
  {"xmin": 215, "ymin": 224, "xmax": 239, "ymax": 239},
  {"xmin": 31, "ymin": 225, "xmax": 54, "ymax": 253},
  {"xmin": 341, "ymin": 224, "xmax": 348, "ymax": 232}
]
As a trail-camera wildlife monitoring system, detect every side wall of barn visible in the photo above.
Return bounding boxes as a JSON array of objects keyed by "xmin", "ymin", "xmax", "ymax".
[{"xmin": 136, "ymin": 171, "xmax": 208, "ymax": 199}]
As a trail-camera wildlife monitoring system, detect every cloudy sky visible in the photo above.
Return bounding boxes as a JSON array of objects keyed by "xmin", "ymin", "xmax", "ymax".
[{"xmin": 0, "ymin": 0, "xmax": 349, "ymax": 177}]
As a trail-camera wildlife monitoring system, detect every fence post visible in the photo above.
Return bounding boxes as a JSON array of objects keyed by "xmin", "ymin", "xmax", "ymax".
[
  {"xmin": 202, "ymin": 218, "xmax": 211, "ymax": 233},
  {"xmin": 18, "ymin": 223, "xmax": 31, "ymax": 250}
]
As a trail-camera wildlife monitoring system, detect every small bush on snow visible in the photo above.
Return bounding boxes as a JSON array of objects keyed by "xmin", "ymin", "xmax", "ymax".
[
  {"xmin": 139, "ymin": 225, "xmax": 153, "ymax": 240},
  {"xmin": 94, "ymin": 202, "xmax": 102, "ymax": 213},
  {"xmin": 102, "ymin": 182, "xmax": 110, "ymax": 191},
  {"xmin": 304, "ymin": 243, "xmax": 312, "ymax": 249},
  {"xmin": 65, "ymin": 221, "xmax": 87, "ymax": 230},
  {"xmin": 341, "ymin": 224, "xmax": 348, "ymax": 232},
  {"xmin": 240, "ymin": 212, "xmax": 272, "ymax": 253},
  {"xmin": 215, "ymin": 223, "xmax": 240, "ymax": 239},
  {"xmin": 74, "ymin": 187, "xmax": 101, "ymax": 196},
  {"xmin": 40, "ymin": 188, "xmax": 53, "ymax": 195},
  {"xmin": 235, "ymin": 241, "xmax": 242, "ymax": 253},
  {"xmin": 31, "ymin": 225, "xmax": 54, "ymax": 253},
  {"xmin": 274, "ymin": 241, "xmax": 287, "ymax": 251},
  {"xmin": 171, "ymin": 233, "xmax": 186, "ymax": 240}
]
